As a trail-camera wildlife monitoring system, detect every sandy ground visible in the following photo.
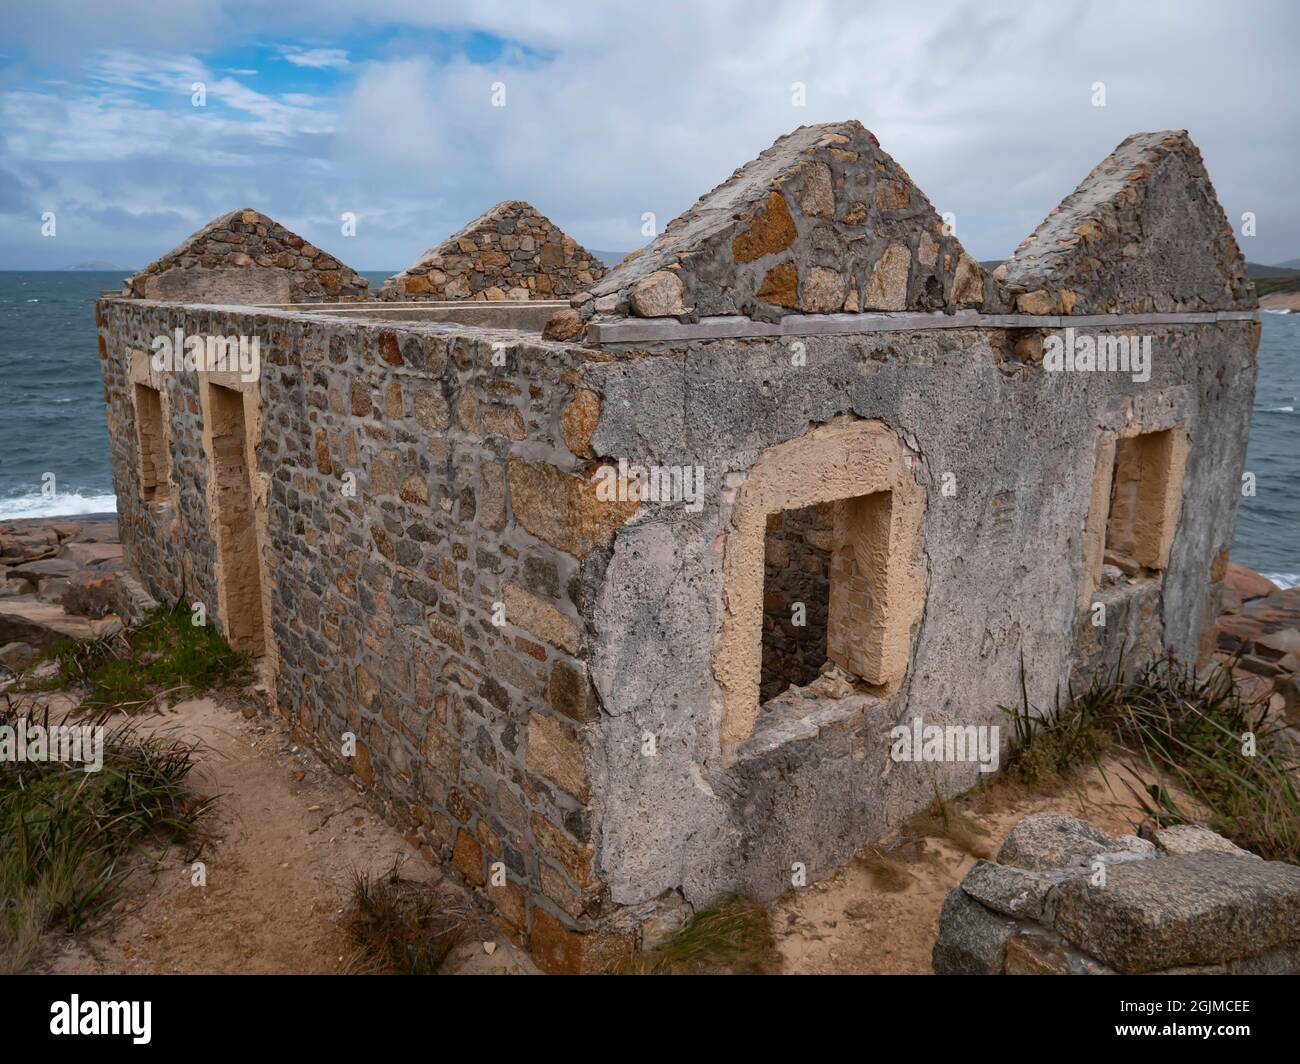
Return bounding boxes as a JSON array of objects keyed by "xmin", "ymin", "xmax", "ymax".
[
  {"xmin": 23, "ymin": 689, "xmax": 1168, "ymax": 976},
  {"xmin": 774, "ymin": 763, "xmax": 1159, "ymax": 974},
  {"xmin": 31, "ymin": 696, "xmax": 535, "ymax": 976}
]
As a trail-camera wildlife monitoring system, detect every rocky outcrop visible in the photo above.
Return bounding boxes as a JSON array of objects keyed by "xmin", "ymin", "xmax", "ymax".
[
  {"xmin": 123, "ymin": 209, "xmax": 369, "ymax": 304},
  {"xmin": 1213, "ymin": 565, "xmax": 1300, "ymax": 723},
  {"xmin": 933, "ymin": 813, "xmax": 1300, "ymax": 974},
  {"xmin": 0, "ymin": 516, "xmax": 137, "ymax": 670},
  {"xmin": 380, "ymin": 200, "xmax": 606, "ymax": 302}
]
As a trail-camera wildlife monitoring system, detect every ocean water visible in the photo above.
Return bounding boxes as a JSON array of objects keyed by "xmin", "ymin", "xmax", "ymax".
[{"xmin": 0, "ymin": 272, "xmax": 1295, "ymax": 585}]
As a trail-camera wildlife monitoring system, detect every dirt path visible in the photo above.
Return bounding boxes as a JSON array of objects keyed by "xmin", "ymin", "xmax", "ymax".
[
  {"xmin": 774, "ymin": 764, "xmax": 1156, "ymax": 974},
  {"xmin": 37, "ymin": 696, "xmax": 535, "ymax": 975}
]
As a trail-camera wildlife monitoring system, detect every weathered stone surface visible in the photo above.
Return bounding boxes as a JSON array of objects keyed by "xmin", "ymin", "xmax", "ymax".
[
  {"xmin": 503, "ymin": 581, "xmax": 581, "ymax": 655},
  {"xmin": 801, "ymin": 266, "xmax": 847, "ymax": 313},
  {"xmin": 757, "ymin": 262, "xmax": 799, "ymax": 308},
  {"xmin": 1052, "ymin": 852, "xmax": 1300, "ymax": 973},
  {"xmin": 799, "ymin": 161, "xmax": 835, "ymax": 219},
  {"xmin": 732, "ymin": 191, "xmax": 797, "ymax": 264},
  {"xmin": 548, "ymin": 658, "xmax": 599, "ymax": 723},
  {"xmin": 862, "ymin": 243, "xmax": 910, "ymax": 310},
  {"xmin": 932, "ymin": 887, "xmax": 1020, "ymax": 975},
  {"xmin": 123, "ymin": 208, "xmax": 368, "ymax": 303},
  {"xmin": 542, "ymin": 307, "xmax": 584, "ymax": 341},
  {"xmin": 529, "ymin": 907, "xmax": 634, "ymax": 975},
  {"xmin": 999, "ymin": 130, "xmax": 1254, "ymax": 314},
  {"xmin": 629, "ymin": 270, "xmax": 685, "ymax": 318},
  {"xmin": 560, "ymin": 391, "xmax": 600, "ymax": 458},
  {"xmin": 526, "ymin": 711, "xmax": 588, "ymax": 800},
  {"xmin": 585, "ymin": 121, "xmax": 982, "ymax": 320},
  {"xmin": 1226, "ymin": 563, "xmax": 1278, "ymax": 601},
  {"xmin": 960, "ymin": 858, "xmax": 1066, "ymax": 920},
  {"xmin": 996, "ymin": 813, "xmax": 1132, "ymax": 871},
  {"xmin": 949, "ymin": 253, "xmax": 984, "ymax": 307},
  {"xmin": 0, "ymin": 641, "xmax": 38, "ymax": 670},
  {"xmin": 1155, "ymin": 825, "xmax": 1261, "ymax": 860},
  {"xmin": 1003, "ymin": 931, "xmax": 1071, "ymax": 975},
  {"xmin": 507, "ymin": 458, "xmax": 639, "ymax": 559},
  {"xmin": 0, "ymin": 599, "xmax": 107, "ymax": 649},
  {"xmin": 452, "ymin": 829, "xmax": 485, "ymax": 886}
]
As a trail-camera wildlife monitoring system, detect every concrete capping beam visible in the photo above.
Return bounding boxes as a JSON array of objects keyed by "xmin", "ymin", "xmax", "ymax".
[{"xmin": 586, "ymin": 309, "xmax": 1261, "ymax": 344}]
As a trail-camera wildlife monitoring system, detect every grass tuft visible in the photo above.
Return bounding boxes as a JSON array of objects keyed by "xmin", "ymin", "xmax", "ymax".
[
  {"xmin": 0, "ymin": 698, "xmax": 212, "ymax": 973},
  {"xmin": 342, "ymin": 865, "xmax": 470, "ymax": 975},
  {"xmin": 23, "ymin": 604, "xmax": 248, "ymax": 713},
  {"xmin": 617, "ymin": 893, "xmax": 779, "ymax": 975},
  {"xmin": 1003, "ymin": 655, "xmax": 1300, "ymax": 864}
]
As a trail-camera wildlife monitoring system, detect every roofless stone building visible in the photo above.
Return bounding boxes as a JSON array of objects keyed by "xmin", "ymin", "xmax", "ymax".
[{"xmin": 96, "ymin": 121, "xmax": 1258, "ymax": 972}]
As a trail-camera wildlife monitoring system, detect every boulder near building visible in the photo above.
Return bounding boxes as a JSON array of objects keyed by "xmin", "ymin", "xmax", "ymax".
[{"xmin": 96, "ymin": 121, "xmax": 1258, "ymax": 972}]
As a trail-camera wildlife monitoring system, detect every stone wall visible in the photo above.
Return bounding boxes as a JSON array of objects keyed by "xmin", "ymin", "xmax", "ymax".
[
  {"xmin": 96, "ymin": 297, "xmax": 637, "ymax": 972},
  {"xmin": 381, "ymin": 201, "xmax": 607, "ymax": 302},
  {"xmin": 123, "ymin": 209, "xmax": 370, "ymax": 304},
  {"xmin": 576, "ymin": 318, "xmax": 1256, "ymax": 916}
]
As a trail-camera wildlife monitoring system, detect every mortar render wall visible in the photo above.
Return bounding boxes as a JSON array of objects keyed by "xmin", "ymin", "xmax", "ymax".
[
  {"xmin": 579, "ymin": 320, "xmax": 1257, "ymax": 917},
  {"xmin": 96, "ymin": 297, "xmax": 646, "ymax": 971}
]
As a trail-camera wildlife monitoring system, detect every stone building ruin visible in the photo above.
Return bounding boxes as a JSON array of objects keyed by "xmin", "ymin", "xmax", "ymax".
[{"xmin": 96, "ymin": 120, "xmax": 1259, "ymax": 972}]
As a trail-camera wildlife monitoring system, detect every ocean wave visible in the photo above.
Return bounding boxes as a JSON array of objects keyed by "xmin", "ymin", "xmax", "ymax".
[
  {"xmin": 0, "ymin": 491, "xmax": 118, "ymax": 520},
  {"xmin": 1262, "ymin": 307, "xmax": 1292, "ymax": 314},
  {"xmin": 1262, "ymin": 572, "xmax": 1300, "ymax": 590}
]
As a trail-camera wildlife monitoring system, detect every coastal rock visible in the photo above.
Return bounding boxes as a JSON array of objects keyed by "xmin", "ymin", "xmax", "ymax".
[
  {"xmin": 1225, "ymin": 563, "xmax": 1278, "ymax": 601},
  {"xmin": 0, "ymin": 641, "xmax": 39, "ymax": 670}
]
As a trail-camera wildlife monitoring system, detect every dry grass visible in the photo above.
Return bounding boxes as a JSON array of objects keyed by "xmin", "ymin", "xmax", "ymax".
[
  {"xmin": 1004, "ymin": 655, "xmax": 1300, "ymax": 864},
  {"xmin": 617, "ymin": 893, "xmax": 779, "ymax": 975},
  {"xmin": 342, "ymin": 865, "xmax": 471, "ymax": 975},
  {"xmin": 903, "ymin": 792, "xmax": 995, "ymax": 859},
  {"xmin": 854, "ymin": 846, "xmax": 915, "ymax": 892},
  {"xmin": 0, "ymin": 698, "xmax": 212, "ymax": 973}
]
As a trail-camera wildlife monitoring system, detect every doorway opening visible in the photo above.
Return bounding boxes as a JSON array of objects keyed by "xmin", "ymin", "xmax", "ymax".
[{"xmin": 207, "ymin": 382, "xmax": 265, "ymax": 655}]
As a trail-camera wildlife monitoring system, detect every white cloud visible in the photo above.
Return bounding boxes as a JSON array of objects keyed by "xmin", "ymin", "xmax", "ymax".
[
  {"xmin": 2, "ymin": 0, "xmax": 1298, "ymax": 270},
  {"xmin": 278, "ymin": 46, "xmax": 350, "ymax": 70}
]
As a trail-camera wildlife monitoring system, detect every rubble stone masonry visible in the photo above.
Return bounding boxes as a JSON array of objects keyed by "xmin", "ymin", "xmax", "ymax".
[{"xmin": 381, "ymin": 201, "xmax": 607, "ymax": 303}]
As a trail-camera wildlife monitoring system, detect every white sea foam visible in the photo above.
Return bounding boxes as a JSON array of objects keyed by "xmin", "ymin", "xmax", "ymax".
[
  {"xmin": 1262, "ymin": 307, "xmax": 1292, "ymax": 314},
  {"xmin": 0, "ymin": 491, "xmax": 117, "ymax": 520},
  {"xmin": 1262, "ymin": 572, "xmax": 1300, "ymax": 590}
]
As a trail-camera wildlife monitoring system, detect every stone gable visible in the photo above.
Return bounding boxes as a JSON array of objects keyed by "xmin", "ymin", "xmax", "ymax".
[
  {"xmin": 123, "ymin": 208, "xmax": 369, "ymax": 304},
  {"xmin": 996, "ymin": 130, "xmax": 1255, "ymax": 315},
  {"xmin": 381, "ymin": 200, "xmax": 606, "ymax": 302},
  {"xmin": 583, "ymin": 119, "xmax": 988, "ymax": 322}
]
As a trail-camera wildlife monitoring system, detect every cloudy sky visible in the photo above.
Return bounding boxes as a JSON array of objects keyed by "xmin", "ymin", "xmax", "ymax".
[{"xmin": 2, "ymin": 0, "xmax": 1297, "ymax": 271}]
